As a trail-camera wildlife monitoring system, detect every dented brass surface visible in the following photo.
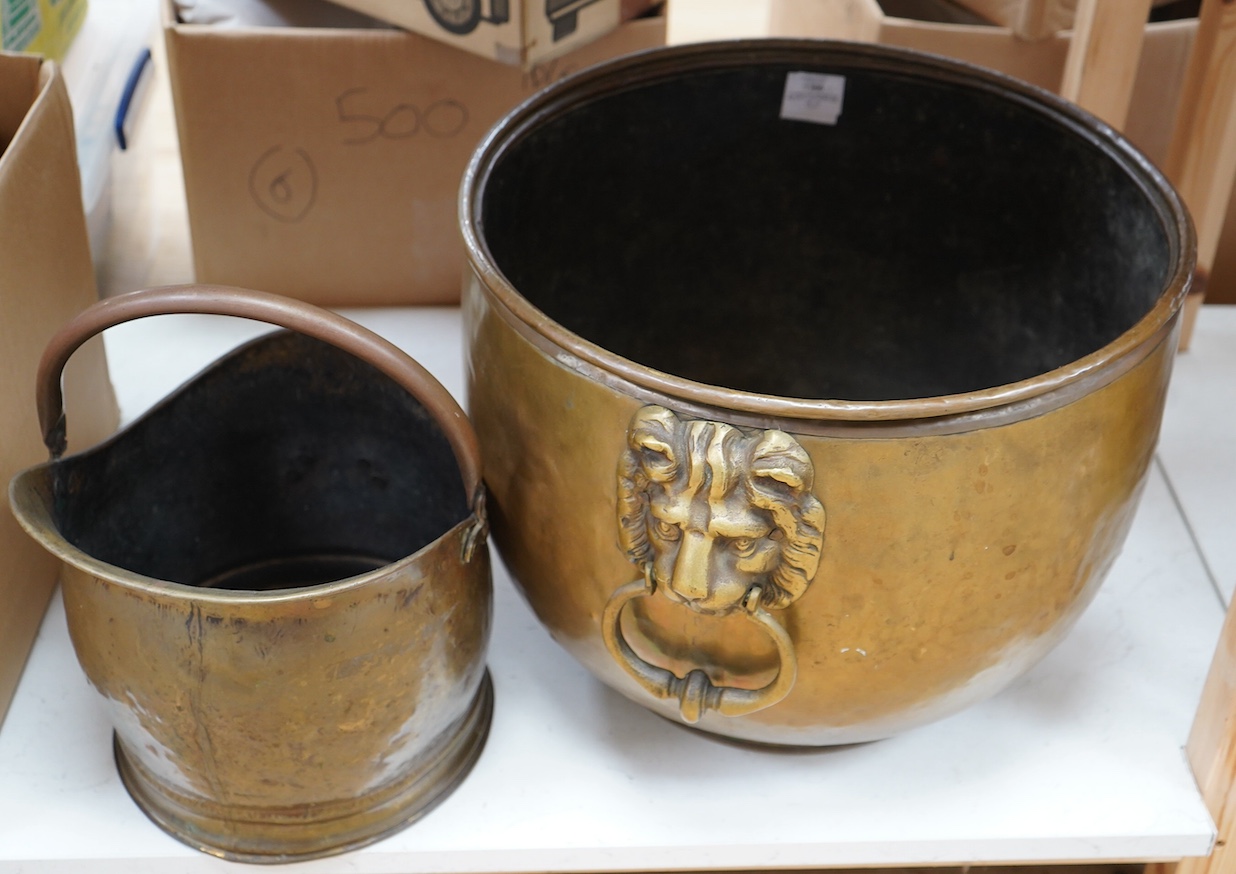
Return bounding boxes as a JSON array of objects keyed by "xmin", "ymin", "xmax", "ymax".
[
  {"xmin": 459, "ymin": 40, "xmax": 1195, "ymax": 746},
  {"xmin": 9, "ymin": 287, "xmax": 492, "ymax": 861},
  {"xmin": 465, "ymin": 275, "xmax": 1180, "ymax": 746}
]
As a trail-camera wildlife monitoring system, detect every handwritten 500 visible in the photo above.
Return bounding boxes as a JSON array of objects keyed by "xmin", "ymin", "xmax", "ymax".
[
  {"xmin": 247, "ymin": 88, "xmax": 472, "ymax": 222},
  {"xmin": 335, "ymin": 88, "xmax": 469, "ymax": 144}
]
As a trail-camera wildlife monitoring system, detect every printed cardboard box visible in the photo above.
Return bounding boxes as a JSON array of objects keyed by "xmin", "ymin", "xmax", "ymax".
[
  {"xmin": 163, "ymin": 0, "xmax": 666, "ymax": 306},
  {"xmin": 0, "ymin": 53, "xmax": 118, "ymax": 727},
  {"xmin": 0, "ymin": 0, "xmax": 87, "ymax": 60},
  {"xmin": 323, "ymin": 0, "xmax": 659, "ymax": 66}
]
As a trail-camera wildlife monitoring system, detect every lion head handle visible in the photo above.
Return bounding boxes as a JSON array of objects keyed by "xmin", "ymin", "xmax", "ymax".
[{"xmin": 617, "ymin": 405, "xmax": 826, "ymax": 615}]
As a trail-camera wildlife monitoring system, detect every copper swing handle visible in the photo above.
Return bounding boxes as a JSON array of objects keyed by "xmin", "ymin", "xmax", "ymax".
[
  {"xmin": 600, "ymin": 565, "xmax": 798, "ymax": 723},
  {"xmin": 36, "ymin": 285, "xmax": 484, "ymax": 511}
]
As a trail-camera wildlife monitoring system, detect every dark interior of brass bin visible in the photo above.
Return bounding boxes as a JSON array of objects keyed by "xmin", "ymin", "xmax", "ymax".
[
  {"xmin": 480, "ymin": 57, "xmax": 1176, "ymax": 401},
  {"xmin": 51, "ymin": 332, "xmax": 469, "ymax": 591}
]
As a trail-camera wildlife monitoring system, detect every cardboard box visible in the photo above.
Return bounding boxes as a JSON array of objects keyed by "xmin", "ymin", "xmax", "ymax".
[
  {"xmin": 0, "ymin": 53, "xmax": 118, "ymax": 727},
  {"xmin": 0, "ymin": 0, "xmax": 88, "ymax": 60},
  {"xmin": 323, "ymin": 0, "xmax": 659, "ymax": 66},
  {"xmin": 163, "ymin": 0, "xmax": 666, "ymax": 307}
]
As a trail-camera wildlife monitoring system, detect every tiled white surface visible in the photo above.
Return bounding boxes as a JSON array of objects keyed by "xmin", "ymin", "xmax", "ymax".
[
  {"xmin": 0, "ymin": 307, "xmax": 1226, "ymax": 873},
  {"xmin": 1158, "ymin": 306, "xmax": 1236, "ymax": 606}
]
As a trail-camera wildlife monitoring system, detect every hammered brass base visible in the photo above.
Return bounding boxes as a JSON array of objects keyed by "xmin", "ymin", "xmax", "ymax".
[{"xmin": 114, "ymin": 671, "xmax": 493, "ymax": 864}]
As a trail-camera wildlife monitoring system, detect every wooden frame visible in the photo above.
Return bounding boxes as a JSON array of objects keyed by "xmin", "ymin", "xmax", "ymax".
[
  {"xmin": 1162, "ymin": 0, "xmax": 1236, "ymax": 351},
  {"xmin": 1096, "ymin": 1, "xmax": 1236, "ymax": 868}
]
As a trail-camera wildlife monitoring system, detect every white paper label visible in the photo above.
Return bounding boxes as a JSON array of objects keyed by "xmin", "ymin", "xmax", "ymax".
[{"xmin": 780, "ymin": 72, "xmax": 846, "ymax": 125}]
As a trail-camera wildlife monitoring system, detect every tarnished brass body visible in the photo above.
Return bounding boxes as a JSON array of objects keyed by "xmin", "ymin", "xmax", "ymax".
[
  {"xmin": 16, "ymin": 480, "xmax": 491, "ymax": 860},
  {"xmin": 460, "ymin": 41, "xmax": 1195, "ymax": 746},
  {"xmin": 464, "ymin": 294, "xmax": 1176, "ymax": 745},
  {"xmin": 10, "ymin": 288, "xmax": 492, "ymax": 861}
]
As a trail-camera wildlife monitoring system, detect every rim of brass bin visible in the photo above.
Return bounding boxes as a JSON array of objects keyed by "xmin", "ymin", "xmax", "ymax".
[
  {"xmin": 463, "ymin": 41, "xmax": 1193, "ymax": 430},
  {"xmin": 458, "ymin": 39, "xmax": 1196, "ymax": 745},
  {"xmin": 9, "ymin": 286, "xmax": 492, "ymax": 863}
]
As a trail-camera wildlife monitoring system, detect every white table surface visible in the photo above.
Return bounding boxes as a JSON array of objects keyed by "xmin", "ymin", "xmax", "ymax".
[
  {"xmin": 1158, "ymin": 312, "xmax": 1236, "ymax": 606},
  {"xmin": 1, "ymin": 304, "xmax": 1232, "ymax": 874},
  {"xmin": 7, "ymin": 0, "xmax": 1233, "ymax": 868}
]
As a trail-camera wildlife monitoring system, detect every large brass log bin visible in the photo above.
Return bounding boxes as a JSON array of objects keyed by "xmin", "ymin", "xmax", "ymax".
[
  {"xmin": 8, "ymin": 287, "xmax": 492, "ymax": 862},
  {"xmin": 461, "ymin": 41, "xmax": 1195, "ymax": 747}
]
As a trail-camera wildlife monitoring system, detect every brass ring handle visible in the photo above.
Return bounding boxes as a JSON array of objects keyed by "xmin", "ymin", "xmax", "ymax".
[
  {"xmin": 600, "ymin": 565, "xmax": 798, "ymax": 723},
  {"xmin": 36, "ymin": 285, "xmax": 483, "ymax": 510}
]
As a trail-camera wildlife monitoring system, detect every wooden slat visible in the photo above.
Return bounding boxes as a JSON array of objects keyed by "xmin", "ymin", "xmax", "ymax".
[
  {"xmin": 1166, "ymin": 0, "xmax": 1236, "ymax": 351},
  {"xmin": 1017, "ymin": 0, "xmax": 1078, "ymax": 40},
  {"xmin": 1058, "ymin": 0, "xmax": 1152, "ymax": 131},
  {"xmin": 1169, "ymin": 584, "xmax": 1236, "ymax": 873},
  {"xmin": 950, "ymin": 0, "xmax": 1079, "ymax": 38},
  {"xmin": 1165, "ymin": 0, "xmax": 1236, "ymax": 789},
  {"xmin": 1029, "ymin": 6, "xmax": 1236, "ymax": 872}
]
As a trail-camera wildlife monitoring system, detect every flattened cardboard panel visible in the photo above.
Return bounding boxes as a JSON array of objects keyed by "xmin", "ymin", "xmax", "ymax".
[{"xmin": 0, "ymin": 54, "xmax": 119, "ymax": 727}]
